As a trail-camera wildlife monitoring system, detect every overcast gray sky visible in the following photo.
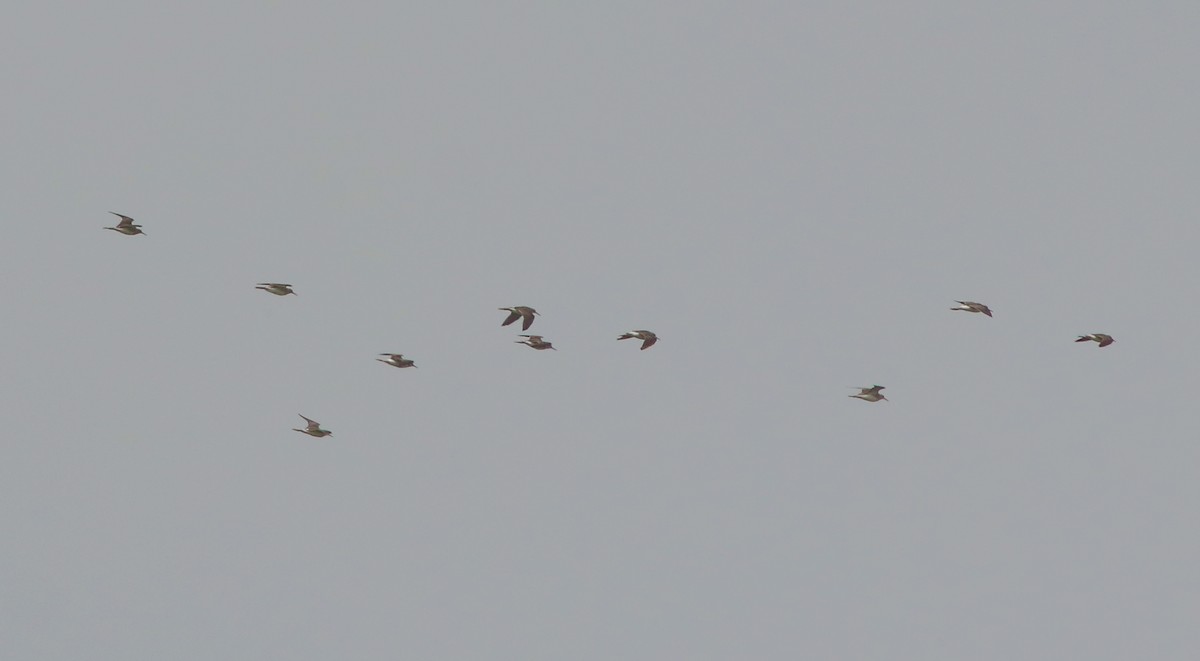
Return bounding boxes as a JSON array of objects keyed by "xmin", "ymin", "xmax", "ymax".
[{"xmin": 4, "ymin": 2, "xmax": 1200, "ymax": 659}]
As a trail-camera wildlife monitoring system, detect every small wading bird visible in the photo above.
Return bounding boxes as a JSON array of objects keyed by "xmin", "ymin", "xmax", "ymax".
[
  {"xmin": 255, "ymin": 283, "xmax": 296, "ymax": 296},
  {"xmin": 849, "ymin": 385, "xmax": 888, "ymax": 402},
  {"xmin": 499, "ymin": 306, "xmax": 539, "ymax": 331},
  {"xmin": 104, "ymin": 212, "xmax": 145, "ymax": 236},
  {"xmin": 377, "ymin": 353, "xmax": 417, "ymax": 368},
  {"xmin": 950, "ymin": 301, "xmax": 992, "ymax": 317},
  {"xmin": 293, "ymin": 414, "xmax": 332, "ymax": 437},
  {"xmin": 516, "ymin": 335, "xmax": 556, "ymax": 350},
  {"xmin": 1075, "ymin": 333, "xmax": 1114, "ymax": 348},
  {"xmin": 617, "ymin": 330, "xmax": 658, "ymax": 350}
]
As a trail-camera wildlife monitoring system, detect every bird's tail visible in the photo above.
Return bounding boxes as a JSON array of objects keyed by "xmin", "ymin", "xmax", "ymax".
[{"xmin": 1075, "ymin": 336, "xmax": 1089, "ymax": 342}]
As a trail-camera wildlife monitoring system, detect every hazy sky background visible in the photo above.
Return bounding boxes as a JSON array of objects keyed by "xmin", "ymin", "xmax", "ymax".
[{"xmin": 4, "ymin": 2, "xmax": 1199, "ymax": 659}]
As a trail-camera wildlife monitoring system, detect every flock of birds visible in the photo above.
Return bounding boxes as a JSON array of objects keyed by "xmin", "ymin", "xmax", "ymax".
[
  {"xmin": 106, "ymin": 212, "xmax": 663, "ymax": 438},
  {"xmin": 106, "ymin": 211, "xmax": 1115, "ymax": 435},
  {"xmin": 844, "ymin": 301, "xmax": 1115, "ymax": 403}
]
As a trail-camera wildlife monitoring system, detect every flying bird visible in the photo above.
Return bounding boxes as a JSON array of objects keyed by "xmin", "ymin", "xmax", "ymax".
[
  {"xmin": 256, "ymin": 283, "xmax": 296, "ymax": 296},
  {"xmin": 293, "ymin": 414, "xmax": 332, "ymax": 437},
  {"xmin": 516, "ymin": 335, "xmax": 556, "ymax": 350},
  {"xmin": 377, "ymin": 353, "xmax": 417, "ymax": 368},
  {"xmin": 950, "ymin": 301, "xmax": 992, "ymax": 317},
  {"xmin": 104, "ymin": 212, "xmax": 145, "ymax": 236},
  {"xmin": 499, "ymin": 306, "xmax": 539, "ymax": 331},
  {"xmin": 617, "ymin": 330, "xmax": 658, "ymax": 350},
  {"xmin": 1075, "ymin": 333, "xmax": 1114, "ymax": 348},
  {"xmin": 849, "ymin": 385, "xmax": 888, "ymax": 402}
]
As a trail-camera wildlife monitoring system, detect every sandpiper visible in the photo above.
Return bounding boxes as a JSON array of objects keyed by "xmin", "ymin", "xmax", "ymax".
[
  {"xmin": 849, "ymin": 385, "xmax": 888, "ymax": 402},
  {"xmin": 256, "ymin": 283, "xmax": 296, "ymax": 296},
  {"xmin": 1075, "ymin": 333, "xmax": 1114, "ymax": 348},
  {"xmin": 377, "ymin": 353, "xmax": 417, "ymax": 368},
  {"xmin": 104, "ymin": 212, "xmax": 145, "ymax": 236},
  {"xmin": 293, "ymin": 414, "xmax": 332, "ymax": 437},
  {"xmin": 516, "ymin": 335, "xmax": 556, "ymax": 350},
  {"xmin": 617, "ymin": 330, "xmax": 658, "ymax": 350},
  {"xmin": 499, "ymin": 306, "xmax": 539, "ymax": 331},
  {"xmin": 950, "ymin": 301, "xmax": 992, "ymax": 317}
]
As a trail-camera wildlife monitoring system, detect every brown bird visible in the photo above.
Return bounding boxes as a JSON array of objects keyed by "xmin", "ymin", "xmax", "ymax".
[
  {"xmin": 499, "ymin": 306, "xmax": 539, "ymax": 331},
  {"xmin": 1075, "ymin": 333, "xmax": 1114, "ymax": 348},
  {"xmin": 849, "ymin": 385, "xmax": 888, "ymax": 402},
  {"xmin": 293, "ymin": 414, "xmax": 332, "ymax": 437},
  {"xmin": 104, "ymin": 212, "xmax": 145, "ymax": 236},
  {"xmin": 516, "ymin": 335, "xmax": 556, "ymax": 350},
  {"xmin": 617, "ymin": 330, "xmax": 658, "ymax": 350},
  {"xmin": 256, "ymin": 283, "xmax": 296, "ymax": 296},
  {"xmin": 377, "ymin": 353, "xmax": 417, "ymax": 368},
  {"xmin": 950, "ymin": 301, "xmax": 992, "ymax": 317}
]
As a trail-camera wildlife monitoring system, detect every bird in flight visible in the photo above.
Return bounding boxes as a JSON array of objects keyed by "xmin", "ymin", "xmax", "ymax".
[
  {"xmin": 849, "ymin": 385, "xmax": 888, "ymax": 402},
  {"xmin": 1075, "ymin": 333, "xmax": 1114, "ymax": 348},
  {"xmin": 104, "ymin": 212, "xmax": 145, "ymax": 236},
  {"xmin": 293, "ymin": 414, "xmax": 332, "ymax": 437},
  {"xmin": 516, "ymin": 335, "xmax": 556, "ymax": 350},
  {"xmin": 499, "ymin": 306, "xmax": 539, "ymax": 331},
  {"xmin": 377, "ymin": 353, "xmax": 417, "ymax": 368},
  {"xmin": 950, "ymin": 301, "xmax": 992, "ymax": 317},
  {"xmin": 617, "ymin": 330, "xmax": 658, "ymax": 350},
  {"xmin": 256, "ymin": 283, "xmax": 296, "ymax": 296}
]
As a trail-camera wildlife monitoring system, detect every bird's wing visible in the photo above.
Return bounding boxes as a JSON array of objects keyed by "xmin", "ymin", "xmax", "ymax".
[
  {"xmin": 521, "ymin": 314, "xmax": 535, "ymax": 331},
  {"xmin": 110, "ymin": 212, "xmax": 135, "ymax": 226},
  {"xmin": 502, "ymin": 311, "xmax": 520, "ymax": 326},
  {"xmin": 641, "ymin": 336, "xmax": 658, "ymax": 350}
]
